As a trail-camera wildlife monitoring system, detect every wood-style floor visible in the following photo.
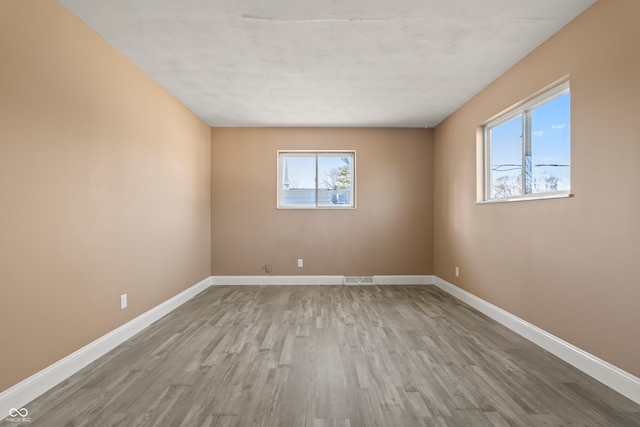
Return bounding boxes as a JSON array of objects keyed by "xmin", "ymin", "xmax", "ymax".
[{"xmin": 12, "ymin": 285, "xmax": 640, "ymax": 426}]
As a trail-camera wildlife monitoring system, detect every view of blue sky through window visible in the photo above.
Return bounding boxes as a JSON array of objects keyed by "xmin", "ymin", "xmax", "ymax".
[
  {"xmin": 279, "ymin": 151, "xmax": 354, "ymax": 208},
  {"xmin": 282, "ymin": 154, "xmax": 350, "ymax": 190},
  {"xmin": 531, "ymin": 94, "xmax": 571, "ymax": 190},
  {"xmin": 489, "ymin": 90, "xmax": 570, "ymax": 198}
]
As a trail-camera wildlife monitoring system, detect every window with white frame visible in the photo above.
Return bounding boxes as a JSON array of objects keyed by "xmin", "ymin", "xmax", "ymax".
[
  {"xmin": 277, "ymin": 151, "xmax": 355, "ymax": 209},
  {"xmin": 484, "ymin": 81, "xmax": 571, "ymax": 201}
]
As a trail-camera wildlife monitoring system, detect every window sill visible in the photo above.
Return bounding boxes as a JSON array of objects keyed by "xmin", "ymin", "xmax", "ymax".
[
  {"xmin": 477, "ymin": 192, "xmax": 573, "ymax": 205},
  {"xmin": 277, "ymin": 206, "xmax": 356, "ymax": 210}
]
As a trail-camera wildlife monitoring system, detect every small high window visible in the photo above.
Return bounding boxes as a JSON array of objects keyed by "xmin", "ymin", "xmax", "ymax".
[
  {"xmin": 277, "ymin": 151, "xmax": 355, "ymax": 209},
  {"xmin": 484, "ymin": 81, "xmax": 571, "ymax": 201}
]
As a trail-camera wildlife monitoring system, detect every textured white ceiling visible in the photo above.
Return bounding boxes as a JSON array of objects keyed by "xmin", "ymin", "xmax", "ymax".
[{"xmin": 59, "ymin": 0, "xmax": 595, "ymax": 127}]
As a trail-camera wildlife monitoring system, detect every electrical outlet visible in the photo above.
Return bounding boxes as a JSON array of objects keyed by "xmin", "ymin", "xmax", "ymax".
[
  {"xmin": 455, "ymin": 267, "xmax": 460, "ymax": 277},
  {"xmin": 297, "ymin": 258, "xmax": 303, "ymax": 268},
  {"xmin": 265, "ymin": 264, "xmax": 272, "ymax": 273},
  {"xmin": 120, "ymin": 294, "xmax": 127, "ymax": 309}
]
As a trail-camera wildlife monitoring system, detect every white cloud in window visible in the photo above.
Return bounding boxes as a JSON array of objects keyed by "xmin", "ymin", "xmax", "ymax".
[
  {"xmin": 552, "ymin": 123, "xmax": 567, "ymax": 129},
  {"xmin": 533, "ymin": 130, "xmax": 544, "ymax": 137}
]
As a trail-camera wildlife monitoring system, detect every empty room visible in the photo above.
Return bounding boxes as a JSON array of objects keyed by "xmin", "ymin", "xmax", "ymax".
[{"xmin": 1, "ymin": 0, "xmax": 639, "ymax": 425}]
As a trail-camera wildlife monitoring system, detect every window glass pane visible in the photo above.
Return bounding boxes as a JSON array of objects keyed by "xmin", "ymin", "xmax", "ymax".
[
  {"xmin": 281, "ymin": 154, "xmax": 316, "ymax": 206},
  {"xmin": 317, "ymin": 153, "xmax": 353, "ymax": 207},
  {"xmin": 531, "ymin": 92, "xmax": 571, "ymax": 193},
  {"xmin": 490, "ymin": 115, "xmax": 523, "ymax": 198}
]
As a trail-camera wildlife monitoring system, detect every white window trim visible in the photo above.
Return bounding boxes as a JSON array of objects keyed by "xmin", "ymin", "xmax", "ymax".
[
  {"xmin": 277, "ymin": 150, "xmax": 356, "ymax": 210},
  {"xmin": 477, "ymin": 192, "xmax": 573, "ymax": 205},
  {"xmin": 482, "ymin": 80, "xmax": 571, "ymax": 202}
]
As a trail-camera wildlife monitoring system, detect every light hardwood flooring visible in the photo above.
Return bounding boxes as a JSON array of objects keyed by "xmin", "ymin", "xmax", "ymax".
[{"xmin": 8, "ymin": 285, "xmax": 640, "ymax": 426}]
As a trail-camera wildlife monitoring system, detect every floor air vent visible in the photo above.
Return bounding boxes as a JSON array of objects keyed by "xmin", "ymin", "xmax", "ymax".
[{"xmin": 344, "ymin": 276, "xmax": 375, "ymax": 286}]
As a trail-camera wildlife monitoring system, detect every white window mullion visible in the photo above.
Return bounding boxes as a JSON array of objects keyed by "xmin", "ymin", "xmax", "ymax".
[
  {"xmin": 483, "ymin": 80, "xmax": 570, "ymax": 202},
  {"xmin": 523, "ymin": 109, "xmax": 532, "ymax": 195},
  {"xmin": 315, "ymin": 154, "xmax": 319, "ymax": 207}
]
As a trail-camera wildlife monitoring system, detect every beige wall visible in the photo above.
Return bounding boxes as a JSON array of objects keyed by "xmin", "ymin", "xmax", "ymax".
[
  {"xmin": 434, "ymin": 0, "xmax": 640, "ymax": 377},
  {"xmin": 3, "ymin": 0, "xmax": 637, "ymax": 400},
  {"xmin": 0, "ymin": 0, "xmax": 211, "ymax": 392},
  {"xmin": 211, "ymin": 128, "xmax": 433, "ymax": 276}
]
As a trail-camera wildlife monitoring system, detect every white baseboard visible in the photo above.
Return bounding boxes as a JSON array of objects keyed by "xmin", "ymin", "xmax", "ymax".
[
  {"xmin": 210, "ymin": 275, "xmax": 435, "ymax": 286},
  {"xmin": 2, "ymin": 273, "xmax": 428, "ymax": 416},
  {"xmin": 433, "ymin": 276, "xmax": 640, "ymax": 405},
  {"xmin": 210, "ymin": 275, "xmax": 345, "ymax": 285},
  {"xmin": 4, "ymin": 274, "xmax": 638, "ymax": 417},
  {"xmin": 0, "ymin": 276, "xmax": 212, "ymax": 418},
  {"xmin": 374, "ymin": 275, "xmax": 435, "ymax": 285}
]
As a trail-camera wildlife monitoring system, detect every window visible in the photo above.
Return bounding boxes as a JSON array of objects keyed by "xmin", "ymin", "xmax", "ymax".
[
  {"xmin": 277, "ymin": 151, "xmax": 355, "ymax": 209},
  {"xmin": 484, "ymin": 81, "xmax": 571, "ymax": 201}
]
